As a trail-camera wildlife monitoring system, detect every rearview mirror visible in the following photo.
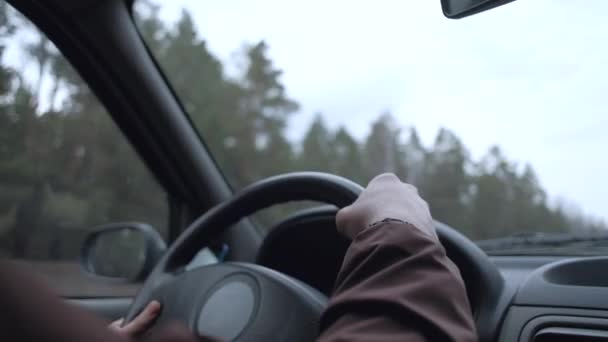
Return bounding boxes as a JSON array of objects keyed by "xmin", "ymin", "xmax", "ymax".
[
  {"xmin": 80, "ymin": 223, "xmax": 166, "ymax": 282},
  {"xmin": 441, "ymin": 0, "xmax": 516, "ymax": 19}
]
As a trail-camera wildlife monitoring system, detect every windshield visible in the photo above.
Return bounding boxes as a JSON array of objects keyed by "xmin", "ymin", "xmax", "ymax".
[{"xmin": 135, "ymin": 0, "xmax": 607, "ymax": 252}]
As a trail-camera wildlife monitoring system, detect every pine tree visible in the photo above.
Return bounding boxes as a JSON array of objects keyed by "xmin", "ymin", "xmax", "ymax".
[
  {"xmin": 331, "ymin": 127, "xmax": 365, "ymax": 184},
  {"xmin": 420, "ymin": 128, "xmax": 472, "ymax": 235},
  {"xmin": 363, "ymin": 113, "xmax": 405, "ymax": 182},
  {"xmin": 299, "ymin": 114, "xmax": 333, "ymax": 172}
]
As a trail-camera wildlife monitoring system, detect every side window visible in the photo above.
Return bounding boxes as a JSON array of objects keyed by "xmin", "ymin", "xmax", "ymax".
[{"xmin": 0, "ymin": 3, "xmax": 168, "ymax": 296}]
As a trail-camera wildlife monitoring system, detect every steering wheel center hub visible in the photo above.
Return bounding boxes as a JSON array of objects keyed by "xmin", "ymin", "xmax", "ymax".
[{"xmin": 195, "ymin": 274, "xmax": 258, "ymax": 340}]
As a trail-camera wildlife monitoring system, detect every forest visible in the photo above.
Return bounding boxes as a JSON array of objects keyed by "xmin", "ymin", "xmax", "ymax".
[{"xmin": 0, "ymin": 1, "xmax": 605, "ymax": 261}]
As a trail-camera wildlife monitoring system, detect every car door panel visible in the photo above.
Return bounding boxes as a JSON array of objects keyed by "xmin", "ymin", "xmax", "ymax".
[{"xmin": 69, "ymin": 298, "xmax": 132, "ymax": 322}]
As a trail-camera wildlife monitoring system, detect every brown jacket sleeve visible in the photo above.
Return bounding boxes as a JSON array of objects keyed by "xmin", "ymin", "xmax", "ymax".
[{"xmin": 318, "ymin": 221, "xmax": 478, "ymax": 342}]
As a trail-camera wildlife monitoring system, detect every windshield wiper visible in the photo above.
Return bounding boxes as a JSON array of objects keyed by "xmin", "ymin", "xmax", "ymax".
[{"xmin": 476, "ymin": 231, "xmax": 608, "ymax": 254}]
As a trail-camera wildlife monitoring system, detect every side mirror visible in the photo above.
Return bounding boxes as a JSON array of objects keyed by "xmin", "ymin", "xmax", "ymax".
[
  {"xmin": 441, "ymin": 0, "xmax": 516, "ymax": 19},
  {"xmin": 81, "ymin": 222, "xmax": 166, "ymax": 282}
]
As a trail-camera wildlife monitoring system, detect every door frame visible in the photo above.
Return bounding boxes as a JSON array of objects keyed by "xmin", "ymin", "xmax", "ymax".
[{"xmin": 9, "ymin": 0, "xmax": 262, "ymax": 260}]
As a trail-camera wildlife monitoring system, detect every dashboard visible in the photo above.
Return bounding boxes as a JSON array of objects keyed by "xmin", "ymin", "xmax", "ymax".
[{"xmin": 496, "ymin": 256, "xmax": 608, "ymax": 341}]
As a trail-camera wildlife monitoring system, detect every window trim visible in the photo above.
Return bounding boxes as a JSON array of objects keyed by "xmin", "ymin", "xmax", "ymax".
[{"xmin": 9, "ymin": 0, "xmax": 262, "ymax": 261}]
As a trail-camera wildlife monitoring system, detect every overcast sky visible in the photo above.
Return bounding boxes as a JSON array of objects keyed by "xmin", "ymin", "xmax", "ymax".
[
  {"xmin": 152, "ymin": 0, "xmax": 607, "ymax": 221},
  {"xmin": 10, "ymin": 0, "xmax": 605, "ymax": 222}
]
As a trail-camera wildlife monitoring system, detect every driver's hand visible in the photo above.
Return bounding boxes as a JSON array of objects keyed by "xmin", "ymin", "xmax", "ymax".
[
  {"xmin": 336, "ymin": 173, "xmax": 438, "ymax": 241},
  {"xmin": 109, "ymin": 300, "xmax": 161, "ymax": 339}
]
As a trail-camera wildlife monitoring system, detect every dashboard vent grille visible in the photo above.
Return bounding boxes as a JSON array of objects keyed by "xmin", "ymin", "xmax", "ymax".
[{"xmin": 534, "ymin": 327, "xmax": 608, "ymax": 342}]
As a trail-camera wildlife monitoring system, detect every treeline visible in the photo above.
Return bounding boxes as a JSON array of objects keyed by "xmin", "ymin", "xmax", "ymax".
[
  {"xmin": 0, "ymin": 3, "xmax": 169, "ymax": 258},
  {"xmin": 0, "ymin": 1, "xmax": 605, "ymax": 261},
  {"xmin": 133, "ymin": 3, "xmax": 605, "ymax": 238}
]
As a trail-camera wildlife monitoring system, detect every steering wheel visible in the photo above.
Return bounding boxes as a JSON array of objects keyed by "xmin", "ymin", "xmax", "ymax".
[{"xmin": 124, "ymin": 172, "xmax": 504, "ymax": 342}]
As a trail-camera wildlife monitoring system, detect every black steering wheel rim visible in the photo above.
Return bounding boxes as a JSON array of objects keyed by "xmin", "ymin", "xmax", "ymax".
[{"xmin": 125, "ymin": 172, "xmax": 504, "ymax": 341}]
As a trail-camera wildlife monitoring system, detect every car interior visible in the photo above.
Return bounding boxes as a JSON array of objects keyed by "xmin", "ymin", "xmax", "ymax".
[{"xmin": 4, "ymin": 0, "xmax": 608, "ymax": 341}]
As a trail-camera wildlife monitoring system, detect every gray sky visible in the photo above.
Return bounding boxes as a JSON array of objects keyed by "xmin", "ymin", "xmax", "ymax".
[
  {"xmin": 9, "ymin": 0, "xmax": 605, "ymax": 222},
  {"xmin": 13, "ymin": 0, "xmax": 608, "ymax": 219},
  {"xmin": 154, "ymin": 0, "xmax": 608, "ymax": 221}
]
